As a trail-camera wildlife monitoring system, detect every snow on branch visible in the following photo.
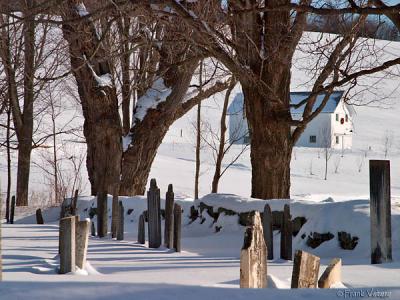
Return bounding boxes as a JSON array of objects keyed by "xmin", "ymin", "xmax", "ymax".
[
  {"xmin": 83, "ymin": 55, "xmax": 112, "ymax": 88},
  {"xmin": 75, "ymin": 3, "xmax": 89, "ymax": 17}
]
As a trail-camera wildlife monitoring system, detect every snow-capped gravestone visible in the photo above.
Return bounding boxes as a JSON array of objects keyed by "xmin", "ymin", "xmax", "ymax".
[
  {"xmin": 75, "ymin": 219, "xmax": 90, "ymax": 269},
  {"xmin": 147, "ymin": 179, "xmax": 161, "ymax": 248},
  {"xmin": 164, "ymin": 184, "xmax": 174, "ymax": 249},
  {"xmin": 263, "ymin": 204, "xmax": 273, "ymax": 260},
  {"xmin": 173, "ymin": 203, "xmax": 182, "ymax": 252},
  {"xmin": 138, "ymin": 214, "xmax": 145, "ymax": 244},
  {"xmin": 59, "ymin": 216, "xmax": 76, "ymax": 274},
  {"xmin": 291, "ymin": 250, "xmax": 320, "ymax": 288},
  {"xmin": 318, "ymin": 258, "xmax": 342, "ymax": 288},
  {"xmin": 117, "ymin": 201, "xmax": 124, "ymax": 241},
  {"xmin": 240, "ymin": 212, "xmax": 267, "ymax": 288},
  {"xmin": 280, "ymin": 204, "xmax": 292, "ymax": 260},
  {"xmin": 36, "ymin": 208, "xmax": 44, "ymax": 224},
  {"xmin": 369, "ymin": 160, "xmax": 392, "ymax": 264}
]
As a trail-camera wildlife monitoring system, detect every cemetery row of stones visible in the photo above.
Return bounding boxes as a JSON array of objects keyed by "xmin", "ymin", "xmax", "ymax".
[{"xmin": 189, "ymin": 201, "xmax": 359, "ymax": 251}]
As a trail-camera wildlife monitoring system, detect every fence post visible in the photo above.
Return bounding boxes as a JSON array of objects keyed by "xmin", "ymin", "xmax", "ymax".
[
  {"xmin": 5, "ymin": 195, "xmax": 10, "ymax": 223},
  {"xmin": 59, "ymin": 216, "xmax": 76, "ymax": 274},
  {"xmin": 147, "ymin": 179, "xmax": 161, "ymax": 248},
  {"xmin": 138, "ymin": 214, "xmax": 145, "ymax": 244},
  {"xmin": 71, "ymin": 189, "xmax": 78, "ymax": 215},
  {"xmin": 91, "ymin": 220, "xmax": 96, "ymax": 236},
  {"xmin": 263, "ymin": 204, "xmax": 273, "ymax": 260},
  {"xmin": 36, "ymin": 208, "xmax": 44, "ymax": 224},
  {"xmin": 111, "ymin": 195, "xmax": 119, "ymax": 238},
  {"xmin": 164, "ymin": 184, "xmax": 174, "ymax": 248},
  {"xmin": 173, "ymin": 203, "xmax": 182, "ymax": 252},
  {"xmin": 370, "ymin": 160, "xmax": 392, "ymax": 264},
  {"xmin": 280, "ymin": 204, "xmax": 292, "ymax": 260},
  {"xmin": 97, "ymin": 191, "xmax": 108, "ymax": 238}
]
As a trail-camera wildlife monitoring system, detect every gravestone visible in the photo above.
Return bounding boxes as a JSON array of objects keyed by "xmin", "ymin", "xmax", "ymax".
[
  {"xmin": 75, "ymin": 219, "xmax": 90, "ymax": 269},
  {"xmin": 138, "ymin": 214, "xmax": 145, "ymax": 244},
  {"xmin": 318, "ymin": 258, "xmax": 342, "ymax": 288},
  {"xmin": 10, "ymin": 196, "xmax": 15, "ymax": 224},
  {"xmin": 117, "ymin": 201, "xmax": 124, "ymax": 241},
  {"xmin": 36, "ymin": 208, "xmax": 44, "ymax": 224},
  {"xmin": 147, "ymin": 179, "xmax": 161, "ymax": 248},
  {"xmin": 291, "ymin": 250, "xmax": 320, "ymax": 288},
  {"xmin": 164, "ymin": 184, "xmax": 174, "ymax": 248},
  {"xmin": 173, "ymin": 204, "xmax": 182, "ymax": 252},
  {"xmin": 240, "ymin": 211, "xmax": 267, "ymax": 288},
  {"xmin": 263, "ymin": 204, "xmax": 273, "ymax": 260},
  {"xmin": 91, "ymin": 221, "xmax": 96, "ymax": 236},
  {"xmin": 280, "ymin": 204, "xmax": 292, "ymax": 260},
  {"xmin": 370, "ymin": 160, "xmax": 392, "ymax": 264},
  {"xmin": 59, "ymin": 216, "xmax": 76, "ymax": 274}
]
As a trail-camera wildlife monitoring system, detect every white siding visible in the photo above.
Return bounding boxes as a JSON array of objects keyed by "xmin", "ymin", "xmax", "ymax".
[{"xmin": 294, "ymin": 114, "xmax": 332, "ymax": 148}]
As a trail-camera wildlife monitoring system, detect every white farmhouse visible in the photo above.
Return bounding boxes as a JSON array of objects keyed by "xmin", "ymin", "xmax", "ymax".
[{"xmin": 227, "ymin": 91, "xmax": 354, "ymax": 149}]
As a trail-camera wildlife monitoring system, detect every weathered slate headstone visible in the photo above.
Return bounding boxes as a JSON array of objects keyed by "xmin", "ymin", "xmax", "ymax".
[
  {"xmin": 97, "ymin": 191, "xmax": 108, "ymax": 238},
  {"xmin": 280, "ymin": 204, "xmax": 292, "ymax": 260},
  {"xmin": 91, "ymin": 220, "xmax": 96, "ymax": 236},
  {"xmin": 111, "ymin": 195, "xmax": 119, "ymax": 238},
  {"xmin": 240, "ymin": 211, "xmax": 267, "ymax": 288},
  {"xmin": 263, "ymin": 204, "xmax": 273, "ymax": 260},
  {"xmin": 117, "ymin": 201, "xmax": 124, "ymax": 241},
  {"xmin": 147, "ymin": 179, "xmax": 161, "ymax": 248},
  {"xmin": 291, "ymin": 250, "xmax": 320, "ymax": 288},
  {"xmin": 318, "ymin": 258, "xmax": 342, "ymax": 288},
  {"xmin": 75, "ymin": 219, "xmax": 90, "ymax": 269},
  {"xmin": 164, "ymin": 184, "xmax": 174, "ymax": 248},
  {"xmin": 138, "ymin": 214, "xmax": 145, "ymax": 244},
  {"xmin": 173, "ymin": 203, "xmax": 182, "ymax": 252},
  {"xmin": 59, "ymin": 216, "xmax": 76, "ymax": 274},
  {"xmin": 36, "ymin": 208, "xmax": 44, "ymax": 224},
  {"xmin": 370, "ymin": 160, "xmax": 392, "ymax": 264},
  {"xmin": 10, "ymin": 196, "xmax": 15, "ymax": 224}
]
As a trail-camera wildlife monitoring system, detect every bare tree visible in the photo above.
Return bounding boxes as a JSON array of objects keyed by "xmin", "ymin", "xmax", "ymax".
[
  {"xmin": 382, "ymin": 130, "xmax": 393, "ymax": 158},
  {"xmin": 320, "ymin": 127, "xmax": 333, "ymax": 180}
]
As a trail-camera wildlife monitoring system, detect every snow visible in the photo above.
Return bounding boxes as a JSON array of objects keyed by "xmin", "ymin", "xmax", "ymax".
[
  {"xmin": 75, "ymin": 3, "xmax": 89, "ymax": 17},
  {"xmin": 122, "ymin": 134, "xmax": 132, "ymax": 152},
  {"xmin": 133, "ymin": 78, "xmax": 172, "ymax": 123}
]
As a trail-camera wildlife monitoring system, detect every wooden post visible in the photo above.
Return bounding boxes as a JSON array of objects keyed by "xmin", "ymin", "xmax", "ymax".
[
  {"xmin": 117, "ymin": 201, "xmax": 124, "ymax": 241},
  {"xmin": 97, "ymin": 191, "xmax": 107, "ymax": 238},
  {"xmin": 147, "ymin": 179, "xmax": 161, "ymax": 248},
  {"xmin": 71, "ymin": 189, "xmax": 78, "ymax": 215},
  {"xmin": 10, "ymin": 196, "xmax": 15, "ymax": 224},
  {"xmin": 36, "ymin": 208, "xmax": 44, "ymax": 224},
  {"xmin": 318, "ymin": 258, "xmax": 342, "ymax": 288},
  {"xmin": 240, "ymin": 211, "xmax": 267, "ymax": 288},
  {"xmin": 280, "ymin": 204, "xmax": 292, "ymax": 260},
  {"xmin": 91, "ymin": 220, "xmax": 96, "ymax": 236},
  {"xmin": 173, "ymin": 203, "xmax": 182, "ymax": 252},
  {"xmin": 59, "ymin": 216, "xmax": 76, "ymax": 274},
  {"xmin": 5, "ymin": 195, "xmax": 10, "ymax": 223},
  {"xmin": 291, "ymin": 250, "xmax": 320, "ymax": 288},
  {"xmin": 138, "ymin": 214, "xmax": 145, "ymax": 244},
  {"xmin": 111, "ymin": 194, "xmax": 119, "ymax": 238},
  {"xmin": 0, "ymin": 194, "xmax": 2, "ymax": 281},
  {"xmin": 263, "ymin": 204, "xmax": 273, "ymax": 260},
  {"xmin": 75, "ymin": 219, "xmax": 90, "ymax": 269},
  {"xmin": 370, "ymin": 160, "xmax": 392, "ymax": 264},
  {"xmin": 164, "ymin": 184, "xmax": 174, "ymax": 248}
]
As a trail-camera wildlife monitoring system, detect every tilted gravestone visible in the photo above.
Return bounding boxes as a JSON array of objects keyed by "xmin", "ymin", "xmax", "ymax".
[
  {"xmin": 280, "ymin": 204, "xmax": 292, "ymax": 260},
  {"xmin": 240, "ymin": 211, "xmax": 267, "ymax": 288},
  {"xmin": 173, "ymin": 203, "xmax": 182, "ymax": 252},
  {"xmin": 318, "ymin": 258, "xmax": 342, "ymax": 288},
  {"xmin": 10, "ymin": 196, "xmax": 15, "ymax": 224},
  {"xmin": 262, "ymin": 204, "xmax": 273, "ymax": 260},
  {"xmin": 370, "ymin": 160, "xmax": 392, "ymax": 264},
  {"xmin": 147, "ymin": 179, "xmax": 161, "ymax": 248},
  {"xmin": 138, "ymin": 214, "xmax": 145, "ymax": 244},
  {"xmin": 291, "ymin": 250, "xmax": 320, "ymax": 288},
  {"xmin": 75, "ymin": 219, "xmax": 90, "ymax": 269},
  {"xmin": 36, "ymin": 208, "xmax": 44, "ymax": 224},
  {"xmin": 164, "ymin": 184, "xmax": 174, "ymax": 248},
  {"xmin": 59, "ymin": 216, "xmax": 76, "ymax": 274},
  {"xmin": 117, "ymin": 201, "xmax": 124, "ymax": 241}
]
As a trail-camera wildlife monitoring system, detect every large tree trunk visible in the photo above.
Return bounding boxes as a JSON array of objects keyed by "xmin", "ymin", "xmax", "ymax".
[
  {"xmin": 242, "ymin": 84, "xmax": 293, "ymax": 200},
  {"xmin": 16, "ymin": 137, "xmax": 32, "ymax": 206}
]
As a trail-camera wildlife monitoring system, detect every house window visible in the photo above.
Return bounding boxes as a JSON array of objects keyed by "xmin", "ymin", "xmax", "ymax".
[
  {"xmin": 336, "ymin": 136, "xmax": 339, "ymax": 144},
  {"xmin": 336, "ymin": 114, "xmax": 339, "ymax": 121},
  {"xmin": 309, "ymin": 135, "xmax": 316, "ymax": 143},
  {"xmin": 345, "ymin": 114, "xmax": 348, "ymax": 122}
]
